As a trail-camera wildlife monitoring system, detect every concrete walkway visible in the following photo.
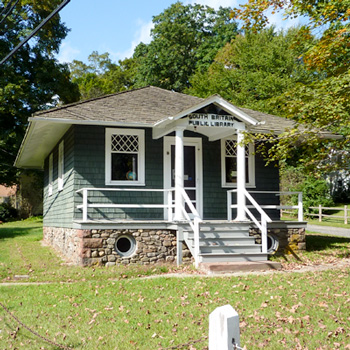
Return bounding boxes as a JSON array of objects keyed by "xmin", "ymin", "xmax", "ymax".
[{"xmin": 307, "ymin": 224, "xmax": 350, "ymax": 238}]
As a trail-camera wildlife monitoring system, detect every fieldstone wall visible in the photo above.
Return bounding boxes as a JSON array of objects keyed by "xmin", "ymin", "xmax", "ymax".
[
  {"xmin": 250, "ymin": 226, "xmax": 306, "ymax": 255},
  {"xmin": 43, "ymin": 227, "xmax": 83, "ymax": 265},
  {"xmin": 43, "ymin": 227, "xmax": 192, "ymax": 266}
]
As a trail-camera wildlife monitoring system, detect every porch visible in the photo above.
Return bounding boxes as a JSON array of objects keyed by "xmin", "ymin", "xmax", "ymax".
[{"xmin": 73, "ymin": 187, "xmax": 305, "ymax": 268}]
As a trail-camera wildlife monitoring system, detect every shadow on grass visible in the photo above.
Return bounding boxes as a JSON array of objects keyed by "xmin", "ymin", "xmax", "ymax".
[
  {"xmin": 306, "ymin": 234, "xmax": 350, "ymax": 252},
  {"xmin": 0, "ymin": 226, "xmax": 42, "ymax": 240}
]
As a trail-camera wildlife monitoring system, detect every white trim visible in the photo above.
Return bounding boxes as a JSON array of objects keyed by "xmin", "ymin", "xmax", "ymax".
[
  {"xmin": 58, "ymin": 141, "xmax": 64, "ymax": 191},
  {"xmin": 29, "ymin": 116, "xmax": 152, "ymax": 128},
  {"xmin": 154, "ymin": 95, "xmax": 260, "ymax": 128},
  {"xmin": 163, "ymin": 136, "xmax": 203, "ymax": 219},
  {"xmin": 48, "ymin": 153, "xmax": 53, "ymax": 196},
  {"xmin": 105, "ymin": 128, "xmax": 145, "ymax": 186},
  {"xmin": 221, "ymin": 136, "xmax": 256, "ymax": 188},
  {"xmin": 174, "ymin": 128, "xmax": 185, "ymax": 220}
]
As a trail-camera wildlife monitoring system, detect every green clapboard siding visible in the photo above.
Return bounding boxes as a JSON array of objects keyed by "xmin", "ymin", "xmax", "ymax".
[
  {"xmin": 43, "ymin": 127, "xmax": 75, "ymax": 228},
  {"xmin": 72, "ymin": 125, "xmax": 164, "ymax": 221},
  {"xmin": 43, "ymin": 124, "xmax": 280, "ymax": 226}
]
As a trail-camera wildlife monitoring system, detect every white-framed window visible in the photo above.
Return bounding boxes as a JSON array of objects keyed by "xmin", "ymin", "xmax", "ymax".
[
  {"xmin": 221, "ymin": 137, "xmax": 255, "ymax": 188},
  {"xmin": 48, "ymin": 153, "xmax": 53, "ymax": 196},
  {"xmin": 105, "ymin": 128, "xmax": 145, "ymax": 186},
  {"xmin": 58, "ymin": 141, "xmax": 64, "ymax": 191}
]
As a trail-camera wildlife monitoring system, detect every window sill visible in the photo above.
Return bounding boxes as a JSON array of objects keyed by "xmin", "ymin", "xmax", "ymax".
[
  {"xmin": 105, "ymin": 181, "xmax": 146, "ymax": 187},
  {"xmin": 222, "ymin": 184, "xmax": 256, "ymax": 189}
]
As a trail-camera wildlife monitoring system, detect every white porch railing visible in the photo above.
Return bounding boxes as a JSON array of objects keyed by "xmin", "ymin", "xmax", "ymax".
[
  {"xmin": 177, "ymin": 187, "xmax": 202, "ymax": 268},
  {"xmin": 227, "ymin": 190, "xmax": 303, "ymax": 254},
  {"xmin": 227, "ymin": 189, "xmax": 272, "ymax": 254},
  {"xmin": 76, "ymin": 188, "xmax": 175, "ymax": 222},
  {"xmin": 248, "ymin": 191, "xmax": 303, "ymax": 222}
]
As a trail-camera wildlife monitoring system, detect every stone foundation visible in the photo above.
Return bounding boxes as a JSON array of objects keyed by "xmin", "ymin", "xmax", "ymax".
[
  {"xmin": 250, "ymin": 224, "xmax": 306, "ymax": 255},
  {"xmin": 43, "ymin": 227, "xmax": 192, "ymax": 266},
  {"xmin": 43, "ymin": 223, "xmax": 306, "ymax": 266}
]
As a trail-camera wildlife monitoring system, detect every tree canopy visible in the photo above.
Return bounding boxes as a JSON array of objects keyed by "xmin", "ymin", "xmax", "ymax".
[
  {"xmin": 187, "ymin": 27, "xmax": 315, "ymax": 113},
  {"xmin": 69, "ymin": 2, "xmax": 240, "ymax": 98},
  {"xmin": 0, "ymin": 0, "xmax": 80, "ymax": 185},
  {"xmin": 133, "ymin": 2, "xmax": 239, "ymax": 92},
  {"xmin": 69, "ymin": 52, "xmax": 136, "ymax": 100},
  {"xmin": 229, "ymin": 0, "xmax": 350, "ymax": 174}
]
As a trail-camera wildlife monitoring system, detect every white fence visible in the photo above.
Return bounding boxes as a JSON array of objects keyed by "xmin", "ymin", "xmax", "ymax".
[{"xmin": 308, "ymin": 205, "xmax": 349, "ymax": 224}]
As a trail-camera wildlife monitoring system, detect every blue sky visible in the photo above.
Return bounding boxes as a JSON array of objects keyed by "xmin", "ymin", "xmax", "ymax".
[{"xmin": 57, "ymin": 0, "xmax": 304, "ymax": 64}]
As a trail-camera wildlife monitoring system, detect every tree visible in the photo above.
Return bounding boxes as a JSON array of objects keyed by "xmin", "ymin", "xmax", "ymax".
[
  {"xmin": 69, "ymin": 52, "xmax": 137, "ymax": 100},
  {"xmin": 231, "ymin": 0, "xmax": 350, "ymax": 75},
  {"xmin": 187, "ymin": 27, "xmax": 315, "ymax": 113},
  {"xmin": 133, "ymin": 2, "xmax": 239, "ymax": 92},
  {"xmin": 230, "ymin": 0, "xmax": 350, "ymax": 175},
  {"xmin": 0, "ymin": 0, "xmax": 80, "ymax": 185}
]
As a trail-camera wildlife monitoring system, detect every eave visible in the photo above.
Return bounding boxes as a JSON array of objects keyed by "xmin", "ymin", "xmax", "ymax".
[{"xmin": 14, "ymin": 118, "xmax": 153, "ymax": 169}]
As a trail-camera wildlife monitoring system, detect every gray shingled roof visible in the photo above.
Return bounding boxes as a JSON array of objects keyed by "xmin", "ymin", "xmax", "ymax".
[
  {"xmin": 17, "ymin": 86, "xmax": 338, "ymax": 169},
  {"xmin": 238, "ymin": 107, "xmax": 295, "ymax": 134},
  {"xmin": 33, "ymin": 86, "xmax": 299, "ymax": 133},
  {"xmin": 35, "ymin": 86, "xmax": 204, "ymax": 125}
]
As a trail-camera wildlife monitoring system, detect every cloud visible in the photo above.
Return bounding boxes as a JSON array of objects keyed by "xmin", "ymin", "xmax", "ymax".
[
  {"xmin": 109, "ymin": 20, "xmax": 154, "ymax": 62},
  {"xmin": 56, "ymin": 42, "xmax": 80, "ymax": 63}
]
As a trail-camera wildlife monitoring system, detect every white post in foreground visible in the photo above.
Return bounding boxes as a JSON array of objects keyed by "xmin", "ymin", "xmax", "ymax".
[
  {"xmin": 298, "ymin": 192, "xmax": 303, "ymax": 222},
  {"xmin": 209, "ymin": 305, "xmax": 240, "ymax": 350}
]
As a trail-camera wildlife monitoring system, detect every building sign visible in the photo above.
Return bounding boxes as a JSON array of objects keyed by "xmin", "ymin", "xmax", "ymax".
[{"xmin": 187, "ymin": 113, "xmax": 237, "ymax": 128}]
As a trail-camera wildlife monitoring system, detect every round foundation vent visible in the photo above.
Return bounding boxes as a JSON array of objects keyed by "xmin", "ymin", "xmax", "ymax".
[
  {"xmin": 267, "ymin": 234, "xmax": 279, "ymax": 254},
  {"xmin": 115, "ymin": 234, "xmax": 136, "ymax": 257}
]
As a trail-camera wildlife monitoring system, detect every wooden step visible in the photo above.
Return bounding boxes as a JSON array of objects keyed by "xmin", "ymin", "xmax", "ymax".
[
  {"xmin": 199, "ymin": 261, "xmax": 282, "ymax": 274},
  {"xmin": 186, "ymin": 231, "xmax": 252, "ymax": 239},
  {"xmin": 199, "ymin": 252, "xmax": 268, "ymax": 263},
  {"xmin": 186, "ymin": 236, "xmax": 257, "ymax": 245},
  {"xmin": 199, "ymin": 244, "xmax": 262, "ymax": 254}
]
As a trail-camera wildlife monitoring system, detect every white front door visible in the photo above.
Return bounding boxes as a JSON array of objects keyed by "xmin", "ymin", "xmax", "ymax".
[{"xmin": 164, "ymin": 136, "xmax": 203, "ymax": 219}]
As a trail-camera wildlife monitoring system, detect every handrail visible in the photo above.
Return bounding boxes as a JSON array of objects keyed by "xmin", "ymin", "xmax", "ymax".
[
  {"xmin": 243, "ymin": 191, "xmax": 272, "ymax": 224},
  {"xmin": 227, "ymin": 189, "xmax": 303, "ymax": 254},
  {"xmin": 178, "ymin": 187, "xmax": 202, "ymax": 268},
  {"xmin": 228, "ymin": 190, "xmax": 303, "ymax": 222},
  {"xmin": 76, "ymin": 187, "xmax": 175, "ymax": 222},
  {"xmin": 246, "ymin": 191, "xmax": 303, "ymax": 221}
]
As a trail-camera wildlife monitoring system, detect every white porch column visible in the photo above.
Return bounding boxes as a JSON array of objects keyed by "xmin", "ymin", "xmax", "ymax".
[
  {"xmin": 174, "ymin": 127, "xmax": 185, "ymax": 221},
  {"xmin": 235, "ymin": 123, "xmax": 247, "ymax": 221}
]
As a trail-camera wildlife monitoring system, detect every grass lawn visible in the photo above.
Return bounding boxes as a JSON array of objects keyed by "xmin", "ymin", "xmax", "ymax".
[{"xmin": 1, "ymin": 219, "xmax": 350, "ymax": 349}]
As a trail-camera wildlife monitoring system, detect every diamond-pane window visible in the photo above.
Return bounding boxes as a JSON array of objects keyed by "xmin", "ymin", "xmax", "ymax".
[
  {"xmin": 225, "ymin": 140, "xmax": 249, "ymax": 157},
  {"xmin": 111, "ymin": 134, "xmax": 139, "ymax": 153},
  {"xmin": 221, "ymin": 137, "xmax": 255, "ymax": 188},
  {"xmin": 106, "ymin": 128, "xmax": 145, "ymax": 185}
]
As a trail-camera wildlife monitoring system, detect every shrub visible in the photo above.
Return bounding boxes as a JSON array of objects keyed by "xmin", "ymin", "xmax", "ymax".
[
  {"xmin": 0, "ymin": 202, "xmax": 18, "ymax": 222},
  {"xmin": 295, "ymin": 176, "xmax": 334, "ymax": 214}
]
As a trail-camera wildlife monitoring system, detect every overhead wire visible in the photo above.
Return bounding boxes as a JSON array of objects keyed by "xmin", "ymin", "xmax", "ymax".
[
  {"xmin": 0, "ymin": 0, "xmax": 16, "ymax": 16},
  {"xmin": 0, "ymin": 0, "xmax": 71, "ymax": 65},
  {"xmin": 0, "ymin": 0, "xmax": 19, "ymax": 26}
]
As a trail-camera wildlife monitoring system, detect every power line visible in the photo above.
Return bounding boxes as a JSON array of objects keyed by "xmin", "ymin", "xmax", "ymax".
[
  {"xmin": 0, "ymin": 0, "xmax": 16, "ymax": 17},
  {"xmin": 0, "ymin": 0, "xmax": 71, "ymax": 65},
  {"xmin": 0, "ymin": 0, "xmax": 19, "ymax": 26}
]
